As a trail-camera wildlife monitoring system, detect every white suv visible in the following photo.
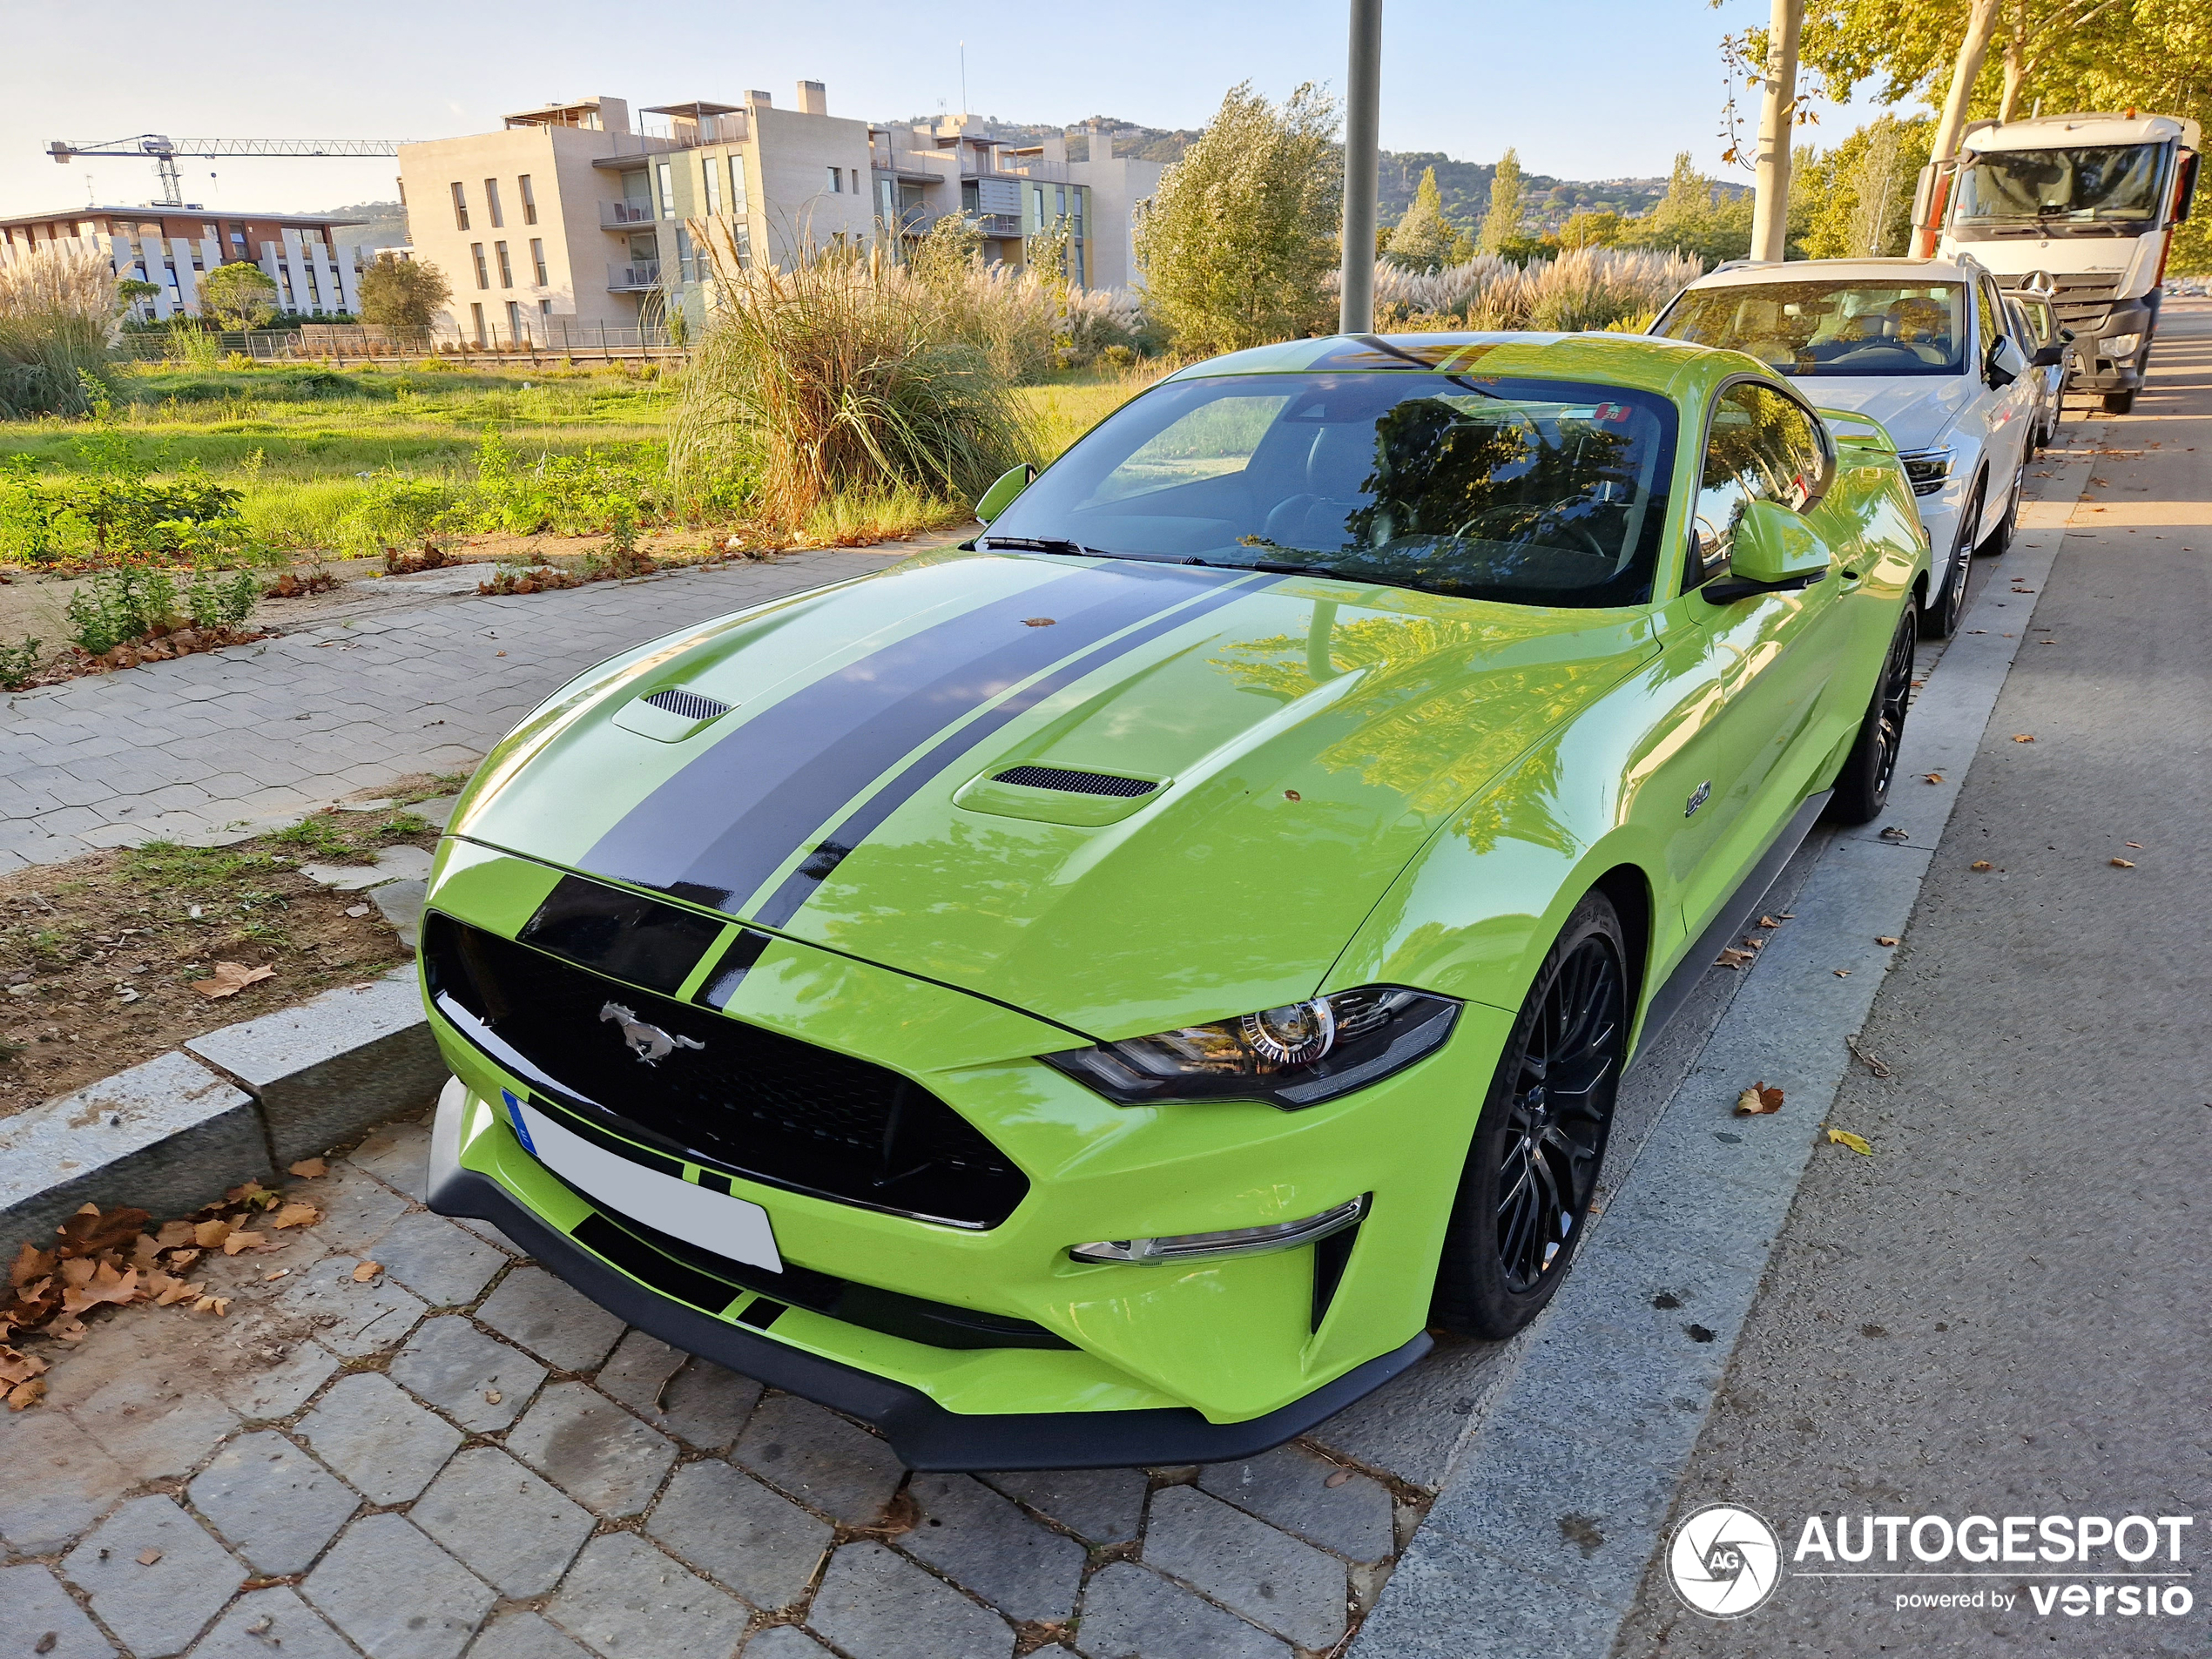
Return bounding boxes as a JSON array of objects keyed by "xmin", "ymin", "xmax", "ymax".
[{"xmin": 1649, "ymin": 255, "xmax": 2059, "ymax": 637}]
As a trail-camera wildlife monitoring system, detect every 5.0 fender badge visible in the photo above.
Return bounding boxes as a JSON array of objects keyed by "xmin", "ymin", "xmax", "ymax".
[
  {"xmin": 600, "ymin": 1001, "xmax": 705, "ymax": 1065},
  {"xmin": 1686, "ymin": 780, "xmax": 1712, "ymax": 818}
]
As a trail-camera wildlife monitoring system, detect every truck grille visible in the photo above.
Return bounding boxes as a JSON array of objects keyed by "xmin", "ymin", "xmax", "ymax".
[
  {"xmin": 423, "ymin": 913, "xmax": 1029, "ymax": 1228},
  {"xmin": 2006, "ymin": 273, "xmax": 2123, "ymax": 329}
]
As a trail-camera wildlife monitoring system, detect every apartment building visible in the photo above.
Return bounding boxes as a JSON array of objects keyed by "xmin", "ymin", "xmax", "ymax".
[{"xmin": 0, "ymin": 206, "xmax": 373, "ymax": 320}]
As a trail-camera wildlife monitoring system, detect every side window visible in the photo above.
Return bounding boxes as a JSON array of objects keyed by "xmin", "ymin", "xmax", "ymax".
[
  {"xmin": 1691, "ymin": 383, "xmax": 1824, "ymax": 583},
  {"xmin": 1974, "ymin": 279, "xmax": 2000, "ymax": 355}
]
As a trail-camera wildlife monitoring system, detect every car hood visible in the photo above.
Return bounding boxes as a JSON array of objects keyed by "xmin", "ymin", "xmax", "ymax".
[
  {"xmin": 1804, "ymin": 374, "xmax": 1978, "ymax": 453},
  {"xmin": 455, "ymin": 550, "xmax": 1656, "ymax": 1038}
]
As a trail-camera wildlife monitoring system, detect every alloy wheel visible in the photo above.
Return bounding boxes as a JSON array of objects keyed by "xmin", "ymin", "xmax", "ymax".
[
  {"xmin": 1493, "ymin": 937, "xmax": 1624, "ymax": 1294},
  {"xmin": 1871, "ymin": 611, "xmax": 1915, "ymax": 799}
]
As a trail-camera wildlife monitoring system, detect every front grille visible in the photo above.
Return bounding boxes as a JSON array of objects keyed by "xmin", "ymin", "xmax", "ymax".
[
  {"xmin": 424, "ymin": 913, "xmax": 1029, "ymax": 1228},
  {"xmin": 643, "ymin": 687, "xmax": 732, "ymax": 723},
  {"xmin": 993, "ymin": 765, "xmax": 1159, "ymax": 799},
  {"xmin": 2006, "ymin": 273, "xmax": 2122, "ymax": 329}
]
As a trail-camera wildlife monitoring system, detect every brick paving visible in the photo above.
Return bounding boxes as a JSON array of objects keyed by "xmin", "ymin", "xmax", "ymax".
[
  {"xmin": 0, "ymin": 551, "xmax": 906, "ymax": 873},
  {"xmin": 0, "ymin": 1115, "xmax": 1463, "ymax": 1659}
]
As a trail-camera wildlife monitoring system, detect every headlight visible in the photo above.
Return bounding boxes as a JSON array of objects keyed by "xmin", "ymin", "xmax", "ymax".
[
  {"xmin": 2103, "ymin": 332, "xmax": 2141, "ymax": 359},
  {"xmin": 1898, "ymin": 448, "xmax": 1953, "ymax": 499},
  {"xmin": 1042, "ymin": 986, "xmax": 1460, "ymax": 1109}
]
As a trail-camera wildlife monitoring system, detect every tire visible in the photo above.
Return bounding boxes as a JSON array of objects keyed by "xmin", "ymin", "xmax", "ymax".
[
  {"xmin": 1432, "ymin": 892, "xmax": 1627, "ymax": 1340},
  {"xmin": 2102, "ymin": 390, "xmax": 2136, "ymax": 415},
  {"xmin": 1919, "ymin": 475, "xmax": 1979, "ymax": 638},
  {"xmin": 1977, "ymin": 462, "xmax": 2021, "ymax": 557},
  {"xmin": 1828, "ymin": 607, "xmax": 1916, "ymax": 826}
]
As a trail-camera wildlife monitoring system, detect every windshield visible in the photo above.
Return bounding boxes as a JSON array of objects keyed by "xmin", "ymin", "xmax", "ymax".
[
  {"xmin": 1953, "ymin": 143, "xmax": 2167, "ymax": 233},
  {"xmin": 983, "ymin": 372, "xmax": 1678, "ymax": 608},
  {"xmin": 1652, "ymin": 281, "xmax": 1966, "ymax": 378}
]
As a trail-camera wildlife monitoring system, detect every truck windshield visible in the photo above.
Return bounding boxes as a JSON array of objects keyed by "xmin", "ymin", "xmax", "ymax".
[
  {"xmin": 1651, "ymin": 281, "xmax": 1966, "ymax": 378},
  {"xmin": 981, "ymin": 371, "xmax": 1678, "ymax": 608},
  {"xmin": 1953, "ymin": 144, "xmax": 2167, "ymax": 232}
]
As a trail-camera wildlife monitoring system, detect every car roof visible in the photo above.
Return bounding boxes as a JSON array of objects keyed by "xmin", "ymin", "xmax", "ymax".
[
  {"xmin": 1682, "ymin": 257, "xmax": 1984, "ymax": 289},
  {"xmin": 1166, "ymin": 330, "xmax": 1731, "ymax": 400}
]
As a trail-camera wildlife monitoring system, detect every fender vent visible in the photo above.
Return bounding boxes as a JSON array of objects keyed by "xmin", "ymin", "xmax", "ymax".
[
  {"xmin": 992, "ymin": 765, "xmax": 1157, "ymax": 799},
  {"xmin": 643, "ymin": 688, "xmax": 732, "ymax": 724}
]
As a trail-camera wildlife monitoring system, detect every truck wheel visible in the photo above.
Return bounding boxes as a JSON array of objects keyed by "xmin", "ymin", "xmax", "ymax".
[{"xmin": 2102, "ymin": 390, "xmax": 2136, "ymax": 415}]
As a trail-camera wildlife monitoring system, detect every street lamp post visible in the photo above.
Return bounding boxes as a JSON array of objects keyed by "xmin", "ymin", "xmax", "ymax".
[{"xmin": 1339, "ymin": 0, "xmax": 1382, "ymax": 334}]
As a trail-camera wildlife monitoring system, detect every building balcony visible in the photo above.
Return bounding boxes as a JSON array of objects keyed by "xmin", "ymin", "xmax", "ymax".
[
  {"xmin": 608, "ymin": 260, "xmax": 662, "ymax": 291},
  {"xmin": 600, "ymin": 201, "xmax": 657, "ymax": 230},
  {"xmin": 973, "ymin": 213, "xmax": 1023, "ymax": 238}
]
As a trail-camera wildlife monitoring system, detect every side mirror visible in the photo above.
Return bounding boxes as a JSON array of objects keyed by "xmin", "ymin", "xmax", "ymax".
[
  {"xmin": 976, "ymin": 463, "xmax": 1036, "ymax": 525},
  {"xmin": 2030, "ymin": 342, "xmax": 2067, "ymax": 368},
  {"xmin": 1698, "ymin": 499, "xmax": 1831, "ymax": 605},
  {"xmin": 1986, "ymin": 335, "xmax": 2027, "ymax": 388}
]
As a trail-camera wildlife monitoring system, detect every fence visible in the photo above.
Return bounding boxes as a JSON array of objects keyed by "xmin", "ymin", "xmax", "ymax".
[{"xmin": 111, "ymin": 319, "xmax": 686, "ymax": 366}]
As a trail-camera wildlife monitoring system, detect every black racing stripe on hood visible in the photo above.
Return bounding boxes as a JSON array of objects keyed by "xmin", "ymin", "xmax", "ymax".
[
  {"xmin": 749, "ymin": 570, "xmax": 1275, "ymax": 929},
  {"xmin": 582, "ymin": 561, "xmax": 1234, "ymax": 914}
]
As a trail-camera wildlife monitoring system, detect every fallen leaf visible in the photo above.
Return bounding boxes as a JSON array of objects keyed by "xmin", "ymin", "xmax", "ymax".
[
  {"xmin": 156, "ymin": 1279, "xmax": 203, "ymax": 1307},
  {"xmin": 1716, "ymin": 946, "xmax": 1755, "ymax": 970},
  {"xmin": 34, "ymin": 1634, "xmax": 57, "ymax": 1655},
  {"xmin": 1324, "ymin": 1467, "xmax": 1352, "ymax": 1488},
  {"xmin": 9, "ymin": 1379, "xmax": 49, "ymax": 1410},
  {"xmin": 1878, "ymin": 826, "xmax": 1911, "ymax": 841},
  {"xmin": 153, "ymin": 1221, "xmax": 194, "ymax": 1249},
  {"xmin": 10, "ymin": 1244, "xmax": 54, "ymax": 1289},
  {"xmin": 1735, "ymin": 1083, "xmax": 1784, "ymax": 1116},
  {"xmin": 192, "ymin": 1295, "xmax": 231, "ymax": 1316},
  {"xmin": 55, "ymin": 1207, "xmax": 149, "ymax": 1259},
  {"xmin": 1970, "ymin": 860, "xmax": 1995, "ymax": 872},
  {"xmin": 221, "ymin": 1231, "xmax": 266, "ymax": 1256},
  {"xmin": 1757, "ymin": 915, "xmax": 1784, "ymax": 928},
  {"xmin": 287, "ymin": 1157, "xmax": 328, "ymax": 1179},
  {"xmin": 1875, "ymin": 936, "xmax": 1898, "ymax": 947},
  {"xmin": 272, "ymin": 1204, "xmax": 320, "ymax": 1230},
  {"xmin": 2110, "ymin": 858, "xmax": 2135, "ymax": 868},
  {"xmin": 2011, "ymin": 734, "xmax": 2036, "ymax": 743},
  {"xmin": 0, "ymin": 1345, "xmax": 49, "ymax": 1386},
  {"xmin": 1923, "ymin": 772, "xmax": 1943, "ymax": 784},
  {"xmin": 352, "ymin": 1261, "xmax": 383, "ymax": 1283},
  {"xmin": 1826, "ymin": 1128, "xmax": 1873, "ymax": 1155},
  {"xmin": 193, "ymin": 1219, "xmax": 233, "ymax": 1250},
  {"xmin": 2124, "ymin": 842, "xmax": 2143, "ymax": 849},
  {"xmin": 1833, "ymin": 968, "xmax": 1851, "ymax": 977},
  {"xmin": 483, "ymin": 1388, "xmax": 502, "ymax": 1405},
  {"xmin": 60, "ymin": 1262, "xmax": 141, "ymax": 1315},
  {"xmin": 191, "ymin": 961, "xmax": 274, "ymax": 999},
  {"xmin": 136, "ymin": 1547, "xmax": 163, "ymax": 1566}
]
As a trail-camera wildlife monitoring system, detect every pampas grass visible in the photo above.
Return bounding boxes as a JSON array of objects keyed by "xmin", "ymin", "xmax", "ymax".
[
  {"xmin": 0, "ymin": 244, "xmax": 119, "ymax": 417},
  {"xmin": 1353, "ymin": 248, "xmax": 1706, "ymax": 335}
]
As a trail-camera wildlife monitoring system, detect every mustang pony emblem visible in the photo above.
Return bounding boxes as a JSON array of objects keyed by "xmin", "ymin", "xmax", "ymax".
[
  {"xmin": 1685, "ymin": 780, "xmax": 1711, "ymax": 818},
  {"xmin": 599, "ymin": 1001, "xmax": 705, "ymax": 1065}
]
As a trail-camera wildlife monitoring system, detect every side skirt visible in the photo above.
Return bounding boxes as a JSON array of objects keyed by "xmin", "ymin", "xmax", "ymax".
[{"xmin": 1628, "ymin": 789, "xmax": 1831, "ymax": 1069}]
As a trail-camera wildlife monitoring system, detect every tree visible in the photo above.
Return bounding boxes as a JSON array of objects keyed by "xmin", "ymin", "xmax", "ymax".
[
  {"xmin": 1478, "ymin": 148, "xmax": 1527, "ymax": 253},
  {"xmin": 1796, "ymin": 116, "xmax": 1933, "ymax": 258},
  {"xmin": 358, "ymin": 254, "xmax": 451, "ymax": 329},
  {"xmin": 197, "ymin": 261, "xmax": 278, "ymax": 331},
  {"xmin": 1623, "ymin": 152, "xmax": 1755, "ymax": 264},
  {"xmin": 1136, "ymin": 82, "xmax": 1343, "ymax": 353},
  {"xmin": 1559, "ymin": 211, "xmax": 1623, "ymax": 250},
  {"xmin": 1387, "ymin": 167, "xmax": 1461, "ymax": 271}
]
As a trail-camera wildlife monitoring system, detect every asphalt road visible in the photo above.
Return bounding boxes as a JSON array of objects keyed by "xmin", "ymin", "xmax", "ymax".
[{"xmin": 1613, "ymin": 303, "xmax": 2212, "ymax": 1655}]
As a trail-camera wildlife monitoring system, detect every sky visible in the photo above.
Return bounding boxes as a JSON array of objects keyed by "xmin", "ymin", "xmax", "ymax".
[{"xmin": 3, "ymin": 0, "xmax": 1895, "ymax": 219}]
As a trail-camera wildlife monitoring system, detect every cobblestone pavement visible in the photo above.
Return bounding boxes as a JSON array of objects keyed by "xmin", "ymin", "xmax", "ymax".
[
  {"xmin": 2, "ymin": 1113, "xmax": 1474, "ymax": 1659},
  {"xmin": 0, "ymin": 550, "xmax": 908, "ymax": 875}
]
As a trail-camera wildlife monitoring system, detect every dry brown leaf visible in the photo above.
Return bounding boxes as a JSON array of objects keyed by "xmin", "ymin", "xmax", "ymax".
[
  {"xmin": 2011, "ymin": 734, "xmax": 2036, "ymax": 743},
  {"xmin": 1757, "ymin": 915, "xmax": 1784, "ymax": 928},
  {"xmin": 191, "ymin": 961, "xmax": 274, "ymax": 1000},
  {"xmin": 7, "ymin": 1378, "xmax": 47, "ymax": 1410},
  {"xmin": 352, "ymin": 1261, "xmax": 383, "ymax": 1283},
  {"xmin": 193, "ymin": 1219, "xmax": 233, "ymax": 1250},
  {"xmin": 136, "ymin": 1547, "xmax": 162, "ymax": 1566},
  {"xmin": 1716, "ymin": 947, "xmax": 1756, "ymax": 970},
  {"xmin": 1923, "ymin": 772, "xmax": 1943, "ymax": 784},
  {"xmin": 273, "ymin": 1204, "xmax": 320, "ymax": 1230},
  {"xmin": 61, "ymin": 1262, "xmax": 141, "ymax": 1316},
  {"xmin": 192, "ymin": 1295, "xmax": 231, "ymax": 1316},
  {"xmin": 55, "ymin": 1207, "xmax": 149, "ymax": 1259},
  {"xmin": 10, "ymin": 1244, "xmax": 54, "ymax": 1289},
  {"xmin": 57, "ymin": 1258, "xmax": 98, "ymax": 1289},
  {"xmin": 164, "ymin": 1248, "xmax": 200, "ymax": 1269},
  {"xmin": 2110, "ymin": 858, "xmax": 2135, "ymax": 868},
  {"xmin": 156, "ymin": 1280, "xmax": 203, "ymax": 1307},
  {"xmin": 153, "ymin": 1221, "xmax": 194, "ymax": 1250},
  {"xmin": 287, "ymin": 1157, "xmax": 328, "ymax": 1178},
  {"xmin": 221, "ymin": 1231, "xmax": 266, "ymax": 1257},
  {"xmin": 1735, "ymin": 1083, "xmax": 1785, "ymax": 1116},
  {"xmin": 1970, "ymin": 860, "xmax": 1994, "ymax": 872},
  {"xmin": 1834, "ymin": 968, "xmax": 1851, "ymax": 977},
  {"xmin": 1875, "ymin": 936, "xmax": 1898, "ymax": 948},
  {"xmin": 0, "ymin": 1345, "xmax": 49, "ymax": 1386}
]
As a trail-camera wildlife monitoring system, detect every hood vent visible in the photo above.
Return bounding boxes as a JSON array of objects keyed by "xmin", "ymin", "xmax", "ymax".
[
  {"xmin": 993, "ymin": 765, "xmax": 1159, "ymax": 799},
  {"xmin": 644, "ymin": 688, "xmax": 732, "ymax": 723}
]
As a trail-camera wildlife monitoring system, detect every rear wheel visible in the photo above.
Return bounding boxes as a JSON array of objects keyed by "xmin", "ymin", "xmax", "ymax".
[
  {"xmin": 2102, "ymin": 389, "xmax": 2136, "ymax": 415},
  {"xmin": 1977, "ymin": 462, "xmax": 2021, "ymax": 557},
  {"xmin": 1432, "ymin": 893, "xmax": 1626, "ymax": 1340},
  {"xmin": 1828, "ymin": 608, "xmax": 1916, "ymax": 826},
  {"xmin": 1920, "ymin": 475, "xmax": 1980, "ymax": 638}
]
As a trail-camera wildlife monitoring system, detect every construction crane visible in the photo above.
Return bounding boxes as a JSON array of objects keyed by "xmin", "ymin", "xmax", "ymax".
[{"xmin": 46, "ymin": 135, "xmax": 412, "ymax": 208}]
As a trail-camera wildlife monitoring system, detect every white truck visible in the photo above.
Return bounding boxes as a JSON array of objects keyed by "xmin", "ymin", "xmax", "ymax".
[{"xmin": 1925, "ymin": 112, "xmax": 2200, "ymax": 413}]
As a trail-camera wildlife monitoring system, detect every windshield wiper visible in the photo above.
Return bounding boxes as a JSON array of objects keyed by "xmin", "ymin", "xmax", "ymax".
[{"xmin": 980, "ymin": 536, "xmax": 1096, "ymax": 556}]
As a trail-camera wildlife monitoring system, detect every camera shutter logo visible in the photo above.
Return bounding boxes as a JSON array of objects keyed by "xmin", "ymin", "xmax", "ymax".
[{"xmin": 1667, "ymin": 1503, "xmax": 1782, "ymax": 1618}]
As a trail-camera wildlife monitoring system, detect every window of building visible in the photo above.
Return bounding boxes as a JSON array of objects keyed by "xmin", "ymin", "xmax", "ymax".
[
  {"xmin": 729, "ymin": 158, "xmax": 752, "ymax": 267},
  {"xmin": 495, "ymin": 241, "xmax": 513, "ymax": 287},
  {"xmin": 470, "ymin": 301, "xmax": 487, "ymax": 347},
  {"xmin": 702, "ymin": 156, "xmax": 722, "ymax": 217},
  {"xmin": 450, "ymin": 182, "xmax": 469, "ymax": 231},
  {"xmin": 657, "ymin": 161, "xmax": 676, "ymax": 219},
  {"xmin": 519, "ymin": 174, "xmax": 537, "ymax": 225},
  {"xmin": 484, "ymin": 179, "xmax": 504, "ymax": 228},
  {"xmin": 506, "ymin": 300, "xmax": 524, "ymax": 344},
  {"xmin": 471, "ymin": 243, "xmax": 489, "ymax": 289},
  {"xmin": 529, "ymin": 237, "xmax": 548, "ymax": 286},
  {"xmin": 540, "ymin": 297, "xmax": 552, "ymax": 319},
  {"xmin": 826, "ymin": 165, "xmax": 842, "ymax": 193}
]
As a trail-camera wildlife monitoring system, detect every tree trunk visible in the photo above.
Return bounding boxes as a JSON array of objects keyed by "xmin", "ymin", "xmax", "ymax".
[
  {"xmin": 2000, "ymin": 3, "xmax": 2027, "ymax": 123},
  {"xmin": 1915, "ymin": 0, "xmax": 2003, "ymax": 254}
]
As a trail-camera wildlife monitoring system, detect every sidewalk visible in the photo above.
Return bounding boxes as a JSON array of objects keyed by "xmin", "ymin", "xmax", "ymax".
[{"xmin": 0, "ymin": 550, "xmax": 903, "ymax": 874}]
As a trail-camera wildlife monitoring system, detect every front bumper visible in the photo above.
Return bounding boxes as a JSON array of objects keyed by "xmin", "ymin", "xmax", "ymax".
[{"xmin": 428, "ymin": 1082, "xmax": 1428, "ymax": 1468}]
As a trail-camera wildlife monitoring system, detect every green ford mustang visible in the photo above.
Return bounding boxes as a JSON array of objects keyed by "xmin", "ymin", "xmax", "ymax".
[{"xmin": 421, "ymin": 333, "xmax": 1932, "ymax": 1468}]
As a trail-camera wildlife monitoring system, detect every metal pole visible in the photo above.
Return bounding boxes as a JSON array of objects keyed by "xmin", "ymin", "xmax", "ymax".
[
  {"xmin": 1749, "ymin": 0, "xmax": 1804, "ymax": 264},
  {"xmin": 1339, "ymin": 0, "xmax": 1382, "ymax": 335}
]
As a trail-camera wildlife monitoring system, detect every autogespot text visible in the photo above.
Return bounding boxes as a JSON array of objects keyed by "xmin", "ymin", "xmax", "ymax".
[{"xmin": 1792, "ymin": 1513, "xmax": 2195, "ymax": 1622}]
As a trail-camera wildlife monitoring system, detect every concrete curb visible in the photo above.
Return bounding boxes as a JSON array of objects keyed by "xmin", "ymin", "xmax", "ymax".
[
  {"xmin": 1350, "ymin": 447, "xmax": 2092, "ymax": 1656},
  {"xmin": 0, "ymin": 966, "xmax": 442, "ymax": 1248}
]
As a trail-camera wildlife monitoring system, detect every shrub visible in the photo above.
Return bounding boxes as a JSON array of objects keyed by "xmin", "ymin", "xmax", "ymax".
[
  {"xmin": 340, "ymin": 475, "xmax": 459, "ymax": 555},
  {"xmin": 0, "ymin": 244, "xmax": 119, "ymax": 418},
  {"xmin": 67, "ymin": 567, "xmax": 178, "ymax": 655},
  {"xmin": 184, "ymin": 568, "xmax": 258, "ymax": 627},
  {"xmin": 0, "ymin": 637, "xmax": 43, "ymax": 690}
]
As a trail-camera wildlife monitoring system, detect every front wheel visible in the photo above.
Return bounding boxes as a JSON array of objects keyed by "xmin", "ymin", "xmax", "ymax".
[
  {"xmin": 1977, "ymin": 462, "xmax": 2021, "ymax": 557},
  {"xmin": 1920, "ymin": 475, "xmax": 1980, "ymax": 638},
  {"xmin": 1828, "ymin": 607, "xmax": 1916, "ymax": 826},
  {"xmin": 1432, "ymin": 893, "xmax": 1626, "ymax": 1340}
]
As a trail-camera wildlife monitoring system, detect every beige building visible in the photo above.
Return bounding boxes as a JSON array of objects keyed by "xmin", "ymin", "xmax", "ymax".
[{"xmin": 397, "ymin": 89, "xmax": 1165, "ymax": 347}]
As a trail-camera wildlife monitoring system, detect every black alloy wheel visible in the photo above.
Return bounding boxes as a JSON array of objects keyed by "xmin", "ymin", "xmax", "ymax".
[
  {"xmin": 1433, "ymin": 893, "xmax": 1627, "ymax": 1339},
  {"xmin": 1828, "ymin": 606, "xmax": 1917, "ymax": 826},
  {"xmin": 1920, "ymin": 474, "xmax": 1981, "ymax": 639}
]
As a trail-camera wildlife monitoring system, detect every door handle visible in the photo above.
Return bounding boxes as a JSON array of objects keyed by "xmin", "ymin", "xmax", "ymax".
[{"xmin": 1841, "ymin": 565, "xmax": 1865, "ymax": 583}]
